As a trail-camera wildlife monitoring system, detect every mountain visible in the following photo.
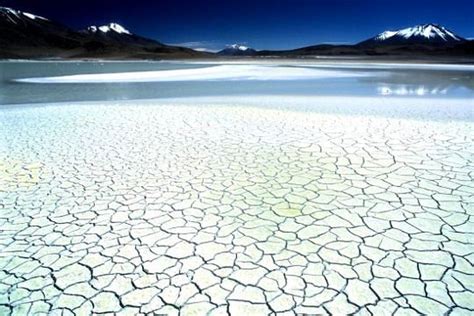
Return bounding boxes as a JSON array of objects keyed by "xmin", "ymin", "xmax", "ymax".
[
  {"xmin": 359, "ymin": 24, "xmax": 465, "ymax": 45},
  {"xmin": 218, "ymin": 44, "xmax": 257, "ymax": 56},
  {"xmin": 0, "ymin": 6, "xmax": 207, "ymax": 59},
  {"xmin": 1, "ymin": 9, "xmax": 471, "ymax": 60},
  {"xmin": 81, "ymin": 22, "xmax": 165, "ymax": 47},
  {"xmin": 257, "ymin": 24, "xmax": 472, "ymax": 59},
  {"xmin": 0, "ymin": 6, "xmax": 86, "ymax": 57}
]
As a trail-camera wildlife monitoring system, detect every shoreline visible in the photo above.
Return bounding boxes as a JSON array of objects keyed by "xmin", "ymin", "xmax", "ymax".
[
  {"xmin": 2, "ymin": 96, "xmax": 473, "ymax": 123},
  {"xmin": 2, "ymin": 56, "xmax": 474, "ymax": 65}
]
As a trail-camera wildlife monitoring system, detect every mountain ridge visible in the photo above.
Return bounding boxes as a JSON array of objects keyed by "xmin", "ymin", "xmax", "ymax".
[
  {"xmin": 0, "ymin": 7, "xmax": 472, "ymax": 60},
  {"xmin": 0, "ymin": 6, "xmax": 207, "ymax": 59}
]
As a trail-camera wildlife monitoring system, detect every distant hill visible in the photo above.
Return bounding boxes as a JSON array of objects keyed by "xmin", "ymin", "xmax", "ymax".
[
  {"xmin": 217, "ymin": 44, "xmax": 257, "ymax": 56},
  {"xmin": 0, "ymin": 7, "xmax": 208, "ymax": 59}
]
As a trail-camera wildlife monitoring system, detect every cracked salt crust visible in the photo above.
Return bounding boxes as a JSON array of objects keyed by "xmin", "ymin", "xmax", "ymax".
[{"xmin": 0, "ymin": 102, "xmax": 473, "ymax": 315}]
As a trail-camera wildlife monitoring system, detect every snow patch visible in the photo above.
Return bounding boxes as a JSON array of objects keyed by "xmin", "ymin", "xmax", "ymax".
[
  {"xmin": 1, "ymin": 7, "xmax": 19, "ymax": 24},
  {"xmin": 23, "ymin": 12, "xmax": 37, "ymax": 19},
  {"xmin": 88, "ymin": 23, "xmax": 131, "ymax": 35},
  {"xmin": 0, "ymin": 7, "xmax": 48, "ymax": 21},
  {"xmin": 22, "ymin": 12, "xmax": 48, "ymax": 20},
  {"xmin": 228, "ymin": 44, "xmax": 250, "ymax": 51},
  {"xmin": 375, "ymin": 31, "xmax": 397, "ymax": 41},
  {"xmin": 1, "ymin": 7, "xmax": 20, "ymax": 17}
]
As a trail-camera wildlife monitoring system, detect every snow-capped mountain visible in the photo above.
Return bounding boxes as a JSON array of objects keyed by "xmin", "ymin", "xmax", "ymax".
[
  {"xmin": 0, "ymin": 6, "xmax": 85, "ymax": 56},
  {"xmin": 360, "ymin": 24, "xmax": 465, "ymax": 45},
  {"xmin": 218, "ymin": 44, "xmax": 257, "ymax": 56},
  {"xmin": 82, "ymin": 22, "xmax": 164, "ymax": 47},
  {"xmin": 0, "ymin": 6, "xmax": 205, "ymax": 59}
]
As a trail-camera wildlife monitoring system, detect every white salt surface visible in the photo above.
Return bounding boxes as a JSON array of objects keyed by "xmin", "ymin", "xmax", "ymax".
[
  {"xmin": 15, "ymin": 64, "xmax": 368, "ymax": 83},
  {"xmin": 176, "ymin": 60, "xmax": 474, "ymax": 71},
  {"xmin": 1, "ymin": 98, "xmax": 473, "ymax": 314}
]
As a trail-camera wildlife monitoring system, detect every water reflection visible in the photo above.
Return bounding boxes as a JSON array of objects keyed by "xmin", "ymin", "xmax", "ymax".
[
  {"xmin": 377, "ymin": 85, "xmax": 449, "ymax": 96},
  {"xmin": 361, "ymin": 67, "xmax": 473, "ymax": 97}
]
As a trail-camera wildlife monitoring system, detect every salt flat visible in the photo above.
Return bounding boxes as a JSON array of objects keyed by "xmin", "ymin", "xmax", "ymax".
[
  {"xmin": 1, "ymin": 96, "xmax": 473, "ymax": 315},
  {"xmin": 15, "ymin": 64, "xmax": 368, "ymax": 83}
]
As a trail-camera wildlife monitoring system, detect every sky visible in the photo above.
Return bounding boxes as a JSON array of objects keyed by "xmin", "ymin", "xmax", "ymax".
[{"xmin": 2, "ymin": 0, "xmax": 473, "ymax": 51}]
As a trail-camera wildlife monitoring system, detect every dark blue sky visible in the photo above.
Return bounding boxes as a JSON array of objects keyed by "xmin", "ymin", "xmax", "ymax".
[{"xmin": 2, "ymin": 0, "xmax": 473, "ymax": 50}]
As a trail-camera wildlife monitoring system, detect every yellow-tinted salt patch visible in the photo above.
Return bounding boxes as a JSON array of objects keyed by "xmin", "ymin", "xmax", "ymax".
[{"xmin": 0, "ymin": 160, "xmax": 44, "ymax": 189}]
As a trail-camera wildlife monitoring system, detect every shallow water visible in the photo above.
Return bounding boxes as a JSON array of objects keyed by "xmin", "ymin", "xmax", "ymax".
[{"xmin": 1, "ymin": 61, "xmax": 473, "ymax": 105}]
